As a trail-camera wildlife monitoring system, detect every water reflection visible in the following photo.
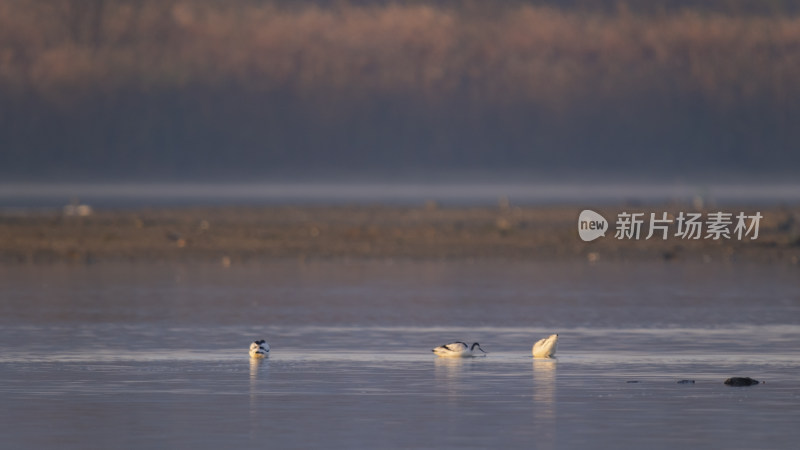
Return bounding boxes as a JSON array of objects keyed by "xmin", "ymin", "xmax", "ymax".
[
  {"xmin": 434, "ymin": 357, "xmax": 464, "ymax": 389},
  {"xmin": 433, "ymin": 357, "xmax": 482, "ymax": 403},
  {"xmin": 249, "ymin": 358, "xmax": 268, "ymax": 384},
  {"xmin": 532, "ymin": 358, "xmax": 557, "ymax": 449},
  {"xmin": 249, "ymin": 358, "xmax": 268, "ymax": 439}
]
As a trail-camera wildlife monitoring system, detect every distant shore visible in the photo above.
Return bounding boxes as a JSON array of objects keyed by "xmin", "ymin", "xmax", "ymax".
[{"xmin": 1, "ymin": 205, "xmax": 798, "ymax": 265}]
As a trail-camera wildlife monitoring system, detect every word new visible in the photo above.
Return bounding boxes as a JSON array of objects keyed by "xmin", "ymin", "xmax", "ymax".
[{"xmin": 578, "ymin": 210, "xmax": 609, "ymax": 242}]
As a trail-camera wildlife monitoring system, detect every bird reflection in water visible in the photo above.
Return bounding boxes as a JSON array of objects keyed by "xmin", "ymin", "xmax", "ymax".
[
  {"xmin": 532, "ymin": 358, "xmax": 557, "ymax": 449},
  {"xmin": 249, "ymin": 358, "xmax": 269, "ymax": 439}
]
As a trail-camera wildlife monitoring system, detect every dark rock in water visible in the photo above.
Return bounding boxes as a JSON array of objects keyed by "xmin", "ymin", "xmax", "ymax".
[
  {"xmin": 626, "ymin": 380, "xmax": 640, "ymax": 383},
  {"xmin": 677, "ymin": 380, "xmax": 695, "ymax": 384},
  {"xmin": 724, "ymin": 377, "xmax": 761, "ymax": 386}
]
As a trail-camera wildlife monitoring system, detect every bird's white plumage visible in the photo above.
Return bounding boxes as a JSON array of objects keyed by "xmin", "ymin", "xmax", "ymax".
[
  {"xmin": 432, "ymin": 341, "xmax": 486, "ymax": 358},
  {"xmin": 249, "ymin": 340, "xmax": 270, "ymax": 358},
  {"xmin": 532, "ymin": 334, "xmax": 558, "ymax": 358}
]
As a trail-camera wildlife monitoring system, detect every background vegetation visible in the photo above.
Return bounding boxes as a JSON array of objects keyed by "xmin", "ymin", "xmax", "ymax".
[{"xmin": 2, "ymin": 0, "xmax": 799, "ymax": 179}]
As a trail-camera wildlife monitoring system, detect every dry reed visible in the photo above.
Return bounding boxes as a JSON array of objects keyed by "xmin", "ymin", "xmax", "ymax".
[{"xmin": 1, "ymin": 1, "xmax": 798, "ymax": 111}]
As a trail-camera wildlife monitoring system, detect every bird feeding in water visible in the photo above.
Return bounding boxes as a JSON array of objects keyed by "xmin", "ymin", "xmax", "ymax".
[
  {"xmin": 249, "ymin": 340, "xmax": 270, "ymax": 358},
  {"xmin": 532, "ymin": 334, "xmax": 558, "ymax": 358},
  {"xmin": 432, "ymin": 341, "xmax": 487, "ymax": 358}
]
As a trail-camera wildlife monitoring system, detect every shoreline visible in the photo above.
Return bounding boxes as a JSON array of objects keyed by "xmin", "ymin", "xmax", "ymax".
[{"xmin": 1, "ymin": 205, "xmax": 798, "ymax": 266}]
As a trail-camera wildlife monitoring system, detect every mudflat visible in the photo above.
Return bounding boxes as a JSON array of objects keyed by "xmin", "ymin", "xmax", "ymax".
[{"xmin": 1, "ymin": 205, "xmax": 798, "ymax": 265}]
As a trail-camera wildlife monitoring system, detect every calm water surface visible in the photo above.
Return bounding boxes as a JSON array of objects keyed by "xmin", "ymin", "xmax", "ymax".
[
  {"xmin": 3, "ymin": 181, "xmax": 800, "ymax": 208},
  {"xmin": 1, "ymin": 261, "xmax": 799, "ymax": 449}
]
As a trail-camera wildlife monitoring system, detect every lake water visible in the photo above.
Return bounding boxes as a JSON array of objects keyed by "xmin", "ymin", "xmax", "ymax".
[
  {"xmin": 1, "ymin": 261, "xmax": 799, "ymax": 449},
  {"xmin": 2, "ymin": 181, "xmax": 800, "ymax": 208}
]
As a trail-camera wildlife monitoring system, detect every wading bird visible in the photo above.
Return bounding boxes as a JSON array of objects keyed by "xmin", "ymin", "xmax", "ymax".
[
  {"xmin": 532, "ymin": 334, "xmax": 558, "ymax": 358},
  {"xmin": 249, "ymin": 340, "xmax": 270, "ymax": 358},
  {"xmin": 432, "ymin": 341, "xmax": 487, "ymax": 358}
]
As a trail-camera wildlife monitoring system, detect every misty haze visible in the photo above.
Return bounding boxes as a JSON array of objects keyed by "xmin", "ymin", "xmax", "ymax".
[{"xmin": 2, "ymin": 0, "xmax": 800, "ymax": 180}]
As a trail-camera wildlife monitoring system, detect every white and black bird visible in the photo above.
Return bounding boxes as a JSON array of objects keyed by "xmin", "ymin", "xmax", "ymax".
[
  {"xmin": 532, "ymin": 334, "xmax": 558, "ymax": 358},
  {"xmin": 432, "ymin": 341, "xmax": 487, "ymax": 358},
  {"xmin": 249, "ymin": 340, "xmax": 270, "ymax": 358}
]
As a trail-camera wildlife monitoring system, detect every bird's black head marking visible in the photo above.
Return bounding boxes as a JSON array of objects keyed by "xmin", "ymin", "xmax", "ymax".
[{"xmin": 471, "ymin": 342, "xmax": 487, "ymax": 353}]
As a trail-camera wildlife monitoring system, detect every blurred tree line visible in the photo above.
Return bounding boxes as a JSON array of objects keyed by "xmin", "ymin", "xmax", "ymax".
[{"xmin": 1, "ymin": 0, "xmax": 799, "ymax": 179}]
